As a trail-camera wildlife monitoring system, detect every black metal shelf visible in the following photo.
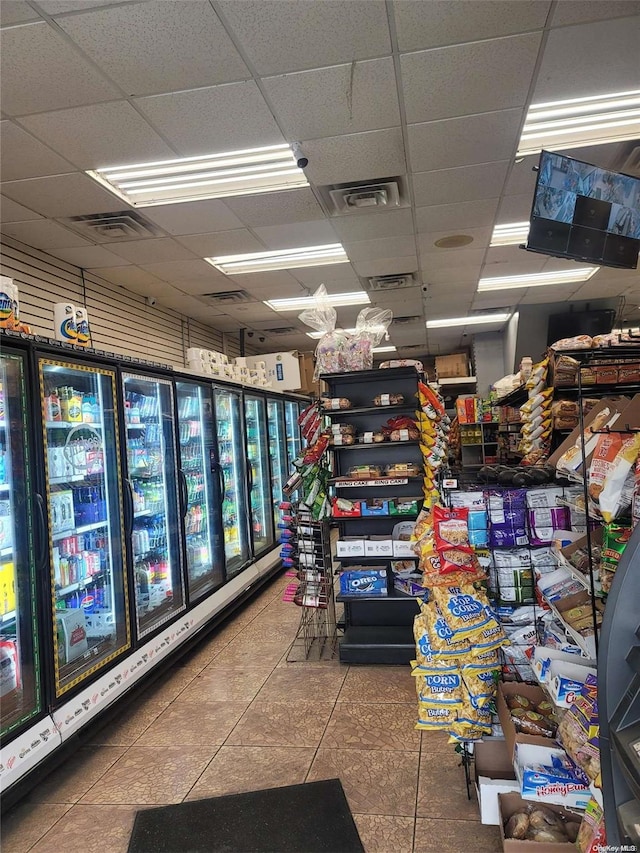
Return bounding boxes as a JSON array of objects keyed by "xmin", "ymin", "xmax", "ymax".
[
  {"xmin": 494, "ymin": 384, "xmax": 528, "ymax": 407},
  {"xmin": 319, "ymin": 366, "xmax": 422, "ymax": 384},
  {"xmin": 330, "ymin": 440, "xmax": 420, "ymax": 450},
  {"xmin": 337, "ymin": 555, "xmax": 419, "ymax": 564},
  {"xmin": 323, "ymin": 404, "xmax": 418, "ymax": 418},
  {"xmin": 330, "ymin": 476, "xmax": 423, "ymax": 485},
  {"xmin": 330, "ymin": 513, "xmax": 419, "ymax": 523},
  {"xmin": 336, "ymin": 589, "xmax": 417, "ymax": 602},
  {"xmin": 553, "ymin": 383, "xmax": 640, "ymax": 395}
]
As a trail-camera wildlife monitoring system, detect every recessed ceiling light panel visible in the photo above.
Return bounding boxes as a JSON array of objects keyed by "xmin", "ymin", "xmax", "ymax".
[
  {"xmin": 87, "ymin": 144, "xmax": 309, "ymax": 207},
  {"xmin": 268, "ymin": 291, "xmax": 370, "ymax": 312},
  {"xmin": 208, "ymin": 243, "xmax": 349, "ymax": 275},
  {"xmin": 477, "ymin": 267, "xmax": 598, "ymax": 291},
  {"xmin": 517, "ymin": 89, "xmax": 640, "ymax": 157},
  {"xmin": 490, "ymin": 222, "xmax": 531, "ymax": 247},
  {"xmin": 426, "ymin": 313, "xmax": 511, "ymax": 329}
]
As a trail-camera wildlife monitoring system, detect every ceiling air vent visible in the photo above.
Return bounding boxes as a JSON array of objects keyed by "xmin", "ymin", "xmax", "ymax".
[
  {"xmin": 394, "ymin": 315, "xmax": 422, "ymax": 325},
  {"xmin": 62, "ymin": 210, "xmax": 161, "ymax": 241},
  {"xmin": 320, "ymin": 177, "xmax": 408, "ymax": 215},
  {"xmin": 202, "ymin": 290, "xmax": 253, "ymax": 305},
  {"xmin": 367, "ymin": 273, "xmax": 416, "ymax": 292},
  {"xmin": 265, "ymin": 326, "xmax": 297, "ymax": 335}
]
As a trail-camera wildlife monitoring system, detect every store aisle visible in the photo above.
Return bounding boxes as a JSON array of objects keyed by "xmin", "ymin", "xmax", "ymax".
[{"xmin": 2, "ymin": 573, "xmax": 502, "ymax": 853}]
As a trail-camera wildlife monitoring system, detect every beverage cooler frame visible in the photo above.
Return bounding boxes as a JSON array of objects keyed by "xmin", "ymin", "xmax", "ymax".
[{"xmin": 244, "ymin": 391, "xmax": 276, "ymax": 559}]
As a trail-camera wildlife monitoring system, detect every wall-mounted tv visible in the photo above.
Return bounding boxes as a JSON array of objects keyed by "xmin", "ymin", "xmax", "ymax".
[{"xmin": 525, "ymin": 150, "xmax": 640, "ymax": 270}]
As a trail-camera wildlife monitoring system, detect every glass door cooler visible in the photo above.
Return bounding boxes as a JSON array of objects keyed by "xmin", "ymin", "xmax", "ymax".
[
  {"xmin": 284, "ymin": 400, "xmax": 302, "ymax": 471},
  {"xmin": 37, "ymin": 357, "xmax": 131, "ymax": 699},
  {"xmin": 123, "ymin": 373, "xmax": 185, "ymax": 639},
  {"xmin": 267, "ymin": 399, "xmax": 287, "ymax": 512},
  {"xmin": 213, "ymin": 388, "xmax": 250, "ymax": 578},
  {"xmin": 0, "ymin": 351, "xmax": 41, "ymax": 739},
  {"xmin": 176, "ymin": 381, "xmax": 225, "ymax": 602},
  {"xmin": 244, "ymin": 394, "xmax": 274, "ymax": 556}
]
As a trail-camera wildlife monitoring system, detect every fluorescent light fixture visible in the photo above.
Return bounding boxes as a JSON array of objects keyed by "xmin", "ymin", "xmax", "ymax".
[
  {"xmin": 208, "ymin": 243, "xmax": 348, "ymax": 275},
  {"xmin": 266, "ymin": 291, "xmax": 370, "ymax": 312},
  {"xmin": 478, "ymin": 267, "xmax": 598, "ymax": 291},
  {"xmin": 490, "ymin": 222, "xmax": 530, "ymax": 247},
  {"xmin": 86, "ymin": 144, "xmax": 309, "ymax": 206},
  {"xmin": 373, "ymin": 345, "xmax": 397, "ymax": 353},
  {"xmin": 517, "ymin": 89, "xmax": 640, "ymax": 157},
  {"xmin": 427, "ymin": 313, "xmax": 511, "ymax": 329}
]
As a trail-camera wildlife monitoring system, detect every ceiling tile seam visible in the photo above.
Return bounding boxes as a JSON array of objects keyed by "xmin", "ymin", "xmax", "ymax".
[
  {"xmin": 6, "ymin": 116, "xmax": 89, "ymax": 172},
  {"xmin": 385, "ymin": 0, "xmax": 427, "ymax": 348},
  {"xmin": 26, "ymin": 7, "xmax": 185, "ymax": 159},
  {"xmin": 27, "ymin": 0, "xmax": 147, "ymax": 20},
  {"xmin": 474, "ymin": 3, "xmax": 559, "ymax": 308},
  {"xmin": 209, "ymin": 0, "xmax": 344, "ymax": 228},
  {"xmin": 0, "ymin": 194, "xmax": 44, "ymax": 221},
  {"xmin": 398, "ymin": 27, "xmax": 550, "ymax": 58}
]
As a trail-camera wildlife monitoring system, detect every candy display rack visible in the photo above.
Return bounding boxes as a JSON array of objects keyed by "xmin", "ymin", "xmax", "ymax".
[{"xmin": 321, "ymin": 367, "xmax": 423, "ymax": 664}]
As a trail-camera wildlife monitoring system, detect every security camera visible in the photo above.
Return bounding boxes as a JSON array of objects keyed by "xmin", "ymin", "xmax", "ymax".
[
  {"xmin": 145, "ymin": 296, "xmax": 157, "ymax": 307},
  {"xmin": 421, "ymin": 286, "xmax": 428, "ymax": 293},
  {"xmin": 297, "ymin": 157, "xmax": 308, "ymax": 169},
  {"xmin": 247, "ymin": 331, "xmax": 254, "ymax": 338},
  {"xmin": 259, "ymin": 335, "xmax": 265, "ymax": 343}
]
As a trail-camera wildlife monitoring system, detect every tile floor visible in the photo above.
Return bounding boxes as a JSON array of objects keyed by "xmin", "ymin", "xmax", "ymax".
[{"xmin": 2, "ymin": 572, "xmax": 502, "ymax": 853}]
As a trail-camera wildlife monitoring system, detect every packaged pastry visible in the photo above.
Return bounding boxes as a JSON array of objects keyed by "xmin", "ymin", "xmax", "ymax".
[
  {"xmin": 386, "ymin": 462, "xmax": 422, "ymax": 477},
  {"xmin": 330, "ymin": 423, "xmax": 355, "ymax": 435},
  {"xmin": 328, "ymin": 432, "xmax": 355, "ymax": 446},
  {"xmin": 550, "ymin": 334, "xmax": 593, "ymax": 350},
  {"xmin": 588, "ymin": 432, "xmax": 640, "ymax": 521},
  {"xmin": 348, "ymin": 464, "xmax": 382, "ymax": 479},
  {"xmin": 359, "ymin": 431, "xmax": 385, "ymax": 444},
  {"xmin": 321, "ymin": 397, "xmax": 351, "ymax": 410},
  {"xmin": 373, "ymin": 393, "xmax": 405, "ymax": 406},
  {"xmin": 389, "ymin": 427, "xmax": 420, "ymax": 441}
]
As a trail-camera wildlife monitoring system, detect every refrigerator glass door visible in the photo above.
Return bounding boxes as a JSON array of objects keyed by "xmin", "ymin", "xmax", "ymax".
[
  {"xmin": 38, "ymin": 358, "xmax": 131, "ymax": 698},
  {"xmin": 245, "ymin": 395, "xmax": 274, "ymax": 555},
  {"xmin": 123, "ymin": 373, "xmax": 186, "ymax": 638},
  {"xmin": 267, "ymin": 399, "xmax": 287, "ymax": 511},
  {"xmin": 0, "ymin": 351, "xmax": 41, "ymax": 739},
  {"xmin": 176, "ymin": 381, "xmax": 224, "ymax": 601},
  {"xmin": 284, "ymin": 401, "xmax": 302, "ymax": 471},
  {"xmin": 213, "ymin": 388, "xmax": 250, "ymax": 577}
]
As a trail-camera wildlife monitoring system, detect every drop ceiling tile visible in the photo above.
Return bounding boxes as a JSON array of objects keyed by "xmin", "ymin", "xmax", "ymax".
[
  {"xmin": 217, "ymin": 0, "xmax": 390, "ymax": 76},
  {"xmin": 520, "ymin": 288, "xmax": 580, "ymax": 304},
  {"xmin": 231, "ymin": 280, "xmax": 305, "ymax": 298},
  {"xmin": 412, "ymin": 161, "xmax": 510, "ymax": 207},
  {"xmin": 225, "ymin": 189, "xmax": 324, "ymax": 227},
  {"xmin": 393, "ymin": 0, "xmax": 550, "ymax": 51},
  {"xmin": 352, "ymin": 256, "xmax": 418, "ymax": 278},
  {"xmin": 1, "ymin": 173, "xmax": 125, "ymax": 217},
  {"xmin": 0, "ymin": 120, "xmax": 76, "ymax": 181},
  {"xmin": 263, "ymin": 58, "xmax": 400, "ymax": 140},
  {"xmin": 287, "ymin": 264, "xmax": 361, "ymax": 287},
  {"xmin": 142, "ymin": 200, "xmax": 245, "ymax": 235},
  {"xmin": 58, "ymin": 1, "xmax": 249, "ymax": 97},
  {"xmin": 421, "ymin": 247, "xmax": 486, "ymax": 272},
  {"xmin": 331, "ymin": 209, "xmax": 415, "ymax": 243},
  {"xmin": 223, "ymin": 270, "xmax": 303, "ymax": 295},
  {"xmin": 89, "ymin": 264, "xmax": 166, "ymax": 290},
  {"xmin": 484, "ymin": 245, "xmax": 546, "ymax": 271},
  {"xmin": 139, "ymin": 259, "xmax": 226, "ymax": 283},
  {"xmin": 532, "ymin": 17, "xmax": 640, "ymax": 102},
  {"xmin": 417, "ymin": 227, "xmax": 491, "ymax": 256},
  {"xmin": 424, "ymin": 296, "xmax": 474, "ymax": 314},
  {"xmin": 503, "ymin": 156, "xmax": 539, "ymax": 197},
  {"xmin": 416, "ymin": 198, "xmax": 499, "ymax": 234},
  {"xmin": 1, "ymin": 2, "xmax": 41, "ymax": 27},
  {"xmin": 35, "ymin": 0, "xmax": 134, "ymax": 12},
  {"xmin": 188, "ymin": 312, "xmax": 239, "ymax": 332},
  {"xmin": 408, "ymin": 109, "xmax": 523, "ymax": 172},
  {"xmin": 401, "ymin": 33, "xmax": 541, "ymax": 124},
  {"xmin": 252, "ymin": 220, "xmax": 338, "ymax": 250},
  {"xmin": 158, "ymin": 292, "xmax": 210, "ymax": 317},
  {"xmin": 343, "ymin": 235, "xmax": 417, "ymax": 262},
  {"xmin": 176, "ymin": 278, "xmax": 238, "ymax": 297},
  {"xmin": 369, "ymin": 290, "xmax": 424, "ymax": 314},
  {"xmin": 175, "ymin": 230, "xmax": 266, "ymax": 257},
  {"xmin": 0, "ymin": 219, "xmax": 91, "ymax": 249},
  {"xmin": 552, "ymin": 0, "xmax": 640, "ymax": 26},
  {"xmin": 49, "ymin": 245, "xmax": 132, "ymax": 268},
  {"xmin": 217, "ymin": 304, "xmax": 281, "ymax": 323},
  {"xmin": 134, "ymin": 82, "xmax": 284, "ymax": 156},
  {"xmin": 0, "ymin": 196, "xmax": 44, "ymax": 222},
  {"xmin": 0, "ymin": 22, "xmax": 119, "ymax": 116},
  {"xmin": 496, "ymin": 194, "xmax": 535, "ymax": 223},
  {"xmin": 426, "ymin": 281, "xmax": 478, "ymax": 299},
  {"xmin": 302, "ymin": 128, "xmax": 406, "ymax": 186},
  {"xmin": 105, "ymin": 237, "xmax": 198, "ymax": 264},
  {"xmin": 472, "ymin": 292, "xmax": 519, "ymax": 311},
  {"xmin": 425, "ymin": 269, "xmax": 480, "ymax": 288}
]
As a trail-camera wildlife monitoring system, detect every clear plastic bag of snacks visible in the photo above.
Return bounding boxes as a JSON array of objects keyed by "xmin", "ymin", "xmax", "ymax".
[
  {"xmin": 344, "ymin": 307, "xmax": 393, "ymax": 371},
  {"xmin": 298, "ymin": 285, "xmax": 350, "ymax": 378}
]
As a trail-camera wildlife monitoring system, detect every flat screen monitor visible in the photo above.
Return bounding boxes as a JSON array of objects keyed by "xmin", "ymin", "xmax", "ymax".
[
  {"xmin": 547, "ymin": 309, "xmax": 615, "ymax": 346},
  {"xmin": 525, "ymin": 150, "xmax": 640, "ymax": 270}
]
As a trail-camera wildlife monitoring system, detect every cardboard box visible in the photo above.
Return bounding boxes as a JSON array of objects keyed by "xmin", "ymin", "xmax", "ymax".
[
  {"xmin": 393, "ymin": 573, "xmax": 423, "ymax": 596},
  {"xmin": 361, "ymin": 499, "xmax": 390, "ymax": 517},
  {"xmin": 339, "ymin": 569, "xmax": 387, "ymax": 596},
  {"xmin": 251, "ymin": 352, "xmax": 301, "ymax": 391},
  {"xmin": 532, "ymin": 646, "xmax": 596, "ymax": 687},
  {"xmin": 514, "ymin": 743, "xmax": 591, "ymax": 810},
  {"xmin": 393, "ymin": 539, "xmax": 416, "ymax": 557},
  {"xmin": 436, "ymin": 352, "xmax": 469, "ymax": 378},
  {"xmin": 549, "ymin": 660, "xmax": 597, "ymax": 708},
  {"xmin": 496, "ymin": 682, "xmax": 559, "ymax": 760},
  {"xmin": 474, "ymin": 740, "xmax": 520, "ymax": 825},
  {"xmin": 498, "ymin": 792, "xmax": 580, "ymax": 851},
  {"xmin": 618, "ymin": 364, "xmax": 640, "ymax": 384},
  {"xmin": 364, "ymin": 536, "xmax": 393, "ymax": 556},
  {"xmin": 336, "ymin": 537, "xmax": 366, "ymax": 557},
  {"xmin": 389, "ymin": 498, "xmax": 421, "ymax": 516},
  {"xmin": 332, "ymin": 499, "xmax": 361, "ymax": 518},
  {"xmin": 595, "ymin": 365, "xmax": 618, "ymax": 384}
]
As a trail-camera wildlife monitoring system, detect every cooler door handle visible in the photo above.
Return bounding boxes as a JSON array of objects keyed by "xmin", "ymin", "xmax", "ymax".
[
  {"xmin": 34, "ymin": 493, "xmax": 48, "ymax": 572},
  {"xmin": 179, "ymin": 470, "xmax": 188, "ymax": 519},
  {"xmin": 124, "ymin": 479, "xmax": 134, "ymax": 542}
]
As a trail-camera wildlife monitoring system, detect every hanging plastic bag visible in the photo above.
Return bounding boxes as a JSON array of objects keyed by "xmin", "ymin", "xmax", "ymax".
[
  {"xmin": 298, "ymin": 285, "xmax": 351, "ymax": 378},
  {"xmin": 344, "ymin": 307, "xmax": 393, "ymax": 371}
]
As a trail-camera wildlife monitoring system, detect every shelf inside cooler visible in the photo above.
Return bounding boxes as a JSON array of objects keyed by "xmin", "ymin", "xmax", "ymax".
[
  {"xmin": 0, "ymin": 546, "xmax": 13, "ymax": 559},
  {"xmin": 134, "ymin": 509, "xmax": 156, "ymax": 518},
  {"xmin": 46, "ymin": 420, "xmax": 102, "ymax": 429},
  {"xmin": 49, "ymin": 474, "xmax": 85, "ymax": 485},
  {"xmin": 0, "ymin": 484, "xmax": 10, "ymax": 492},
  {"xmin": 51, "ymin": 520, "xmax": 108, "ymax": 542},
  {"xmin": 337, "ymin": 555, "xmax": 419, "ymax": 564},
  {"xmin": 56, "ymin": 572, "xmax": 107, "ymax": 597},
  {"xmin": 0, "ymin": 609, "xmax": 16, "ymax": 624}
]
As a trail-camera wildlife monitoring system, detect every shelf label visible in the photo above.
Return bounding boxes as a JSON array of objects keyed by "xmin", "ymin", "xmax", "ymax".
[
  {"xmin": 338, "ymin": 478, "xmax": 408, "ymax": 487},
  {"xmin": 442, "ymin": 478, "xmax": 458, "ymax": 489}
]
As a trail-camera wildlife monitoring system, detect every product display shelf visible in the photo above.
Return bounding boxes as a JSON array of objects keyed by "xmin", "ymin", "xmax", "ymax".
[
  {"xmin": 494, "ymin": 384, "xmax": 528, "ymax": 408},
  {"xmin": 322, "ymin": 367, "xmax": 424, "ymax": 664},
  {"xmin": 459, "ymin": 421, "xmax": 500, "ymax": 469}
]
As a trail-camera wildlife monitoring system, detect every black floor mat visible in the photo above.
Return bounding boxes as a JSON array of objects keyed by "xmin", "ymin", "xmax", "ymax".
[{"xmin": 127, "ymin": 778, "xmax": 364, "ymax": 853}]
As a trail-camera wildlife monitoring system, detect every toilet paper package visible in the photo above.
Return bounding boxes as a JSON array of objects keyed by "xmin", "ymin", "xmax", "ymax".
[
  {"xmin": 53, "ymin": 303, "xmax": 78, "ymax": 343},
  {"xmin": 75, "ymin": 307, "xmax": 91, "ymax": 347}
]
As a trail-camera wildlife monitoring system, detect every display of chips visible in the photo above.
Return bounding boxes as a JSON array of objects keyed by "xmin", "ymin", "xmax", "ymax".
[
  {"xmin": 430, "ymin": 584, "xmax": 495, "ymax": 642},
  {"xmin": 460, "ymin": 662, "xmax": 499, "ymax": 709},
  {"xmin": 415, "ymin": 702, "xmax": 458, "ymax": 731},
  {"xmin": 415, "ymin": 665, "xmax": 463, "ymax": 708}
]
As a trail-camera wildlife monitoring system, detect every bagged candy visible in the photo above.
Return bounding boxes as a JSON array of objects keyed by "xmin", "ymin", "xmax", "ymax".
[
  {"xmin": 298, "ymin": 285, "xmax": 350, "ymax": 377},
  {"xmin": 344, "ymin": 307, "xmax": 392, "ymax": 371}
]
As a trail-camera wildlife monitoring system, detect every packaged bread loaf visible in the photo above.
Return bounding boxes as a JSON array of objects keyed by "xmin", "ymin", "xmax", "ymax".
[
  {"xmin": 321, "ymin": 397, "xmax": 351, "ymax": 410},
  {"xmin": 373, "ymin": 393, "xmax": 404, "ymax": 406}
]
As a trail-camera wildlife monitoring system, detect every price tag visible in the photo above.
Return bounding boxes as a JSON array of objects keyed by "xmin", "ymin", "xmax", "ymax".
[
  {"xmin": 339, "ymin": 477, "xmax": 409, "ymax": 487},
  {"xmin": 442, "ymin": 478, "xmax": 458, "ymax": 489}
]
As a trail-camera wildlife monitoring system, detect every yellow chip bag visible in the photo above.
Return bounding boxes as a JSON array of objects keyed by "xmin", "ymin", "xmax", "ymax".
[
  {"xmin": 430, "ymin": 584, "xmax": 495, "ymax": 642},
  {"xmin": 415, "ymin": 664, "xmax": 463, "ymax": 708},
  {"xmin": 415, "ymin": 701, "xmax": 457, "ymax": 730},
  {"xmin": 412, "ymin": 602, "xmax": 471, "ymax": 670},
  {"xmin": 460, "ymin": 662, "xmax": 499, "ymax": 709},
  {"xmin": 448, "ymin": 722, "xmax": 487, "ymax": 742},
  {"xmin": 471, "ymin": 612, "xmax": 508, "ymax": 655},
  {"xmin": 457, "ymin": 700, "xmax": 493, "ymax": 733}
]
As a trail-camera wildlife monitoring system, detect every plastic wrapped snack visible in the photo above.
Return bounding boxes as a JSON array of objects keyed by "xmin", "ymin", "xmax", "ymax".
[
  {"xmin": 550, "ymin": 335, "xmax": 593, "ymax": 350},
  {"xmin": 344, "ymin": 307, "xmax": 393, "ymax": 372},
  {"xmin": 433, "ymin": 505, "xmax": 472, "ymax": 553},
  {"xmin": 415, "ymin": 664, "xmax": 464, "ymax": 708},
  {"xmin": 588, "ymin": 432, "xmax": 640, "ymax": 522},
  {"xmin": 430, "ymin": 584, "xmax": 496, "ymax": 642},
  {"xmin": 298, "ymin": 285, "xmax": 350, "ymax": 377},
  {"xmin": 321, "ymin": 397, "xmax": 352, "ymax": 410}
]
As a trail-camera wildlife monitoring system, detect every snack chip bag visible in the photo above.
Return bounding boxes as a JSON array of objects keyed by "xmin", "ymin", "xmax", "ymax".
[
  {"xmin": 415, "ymin": 702, "xmax": 458, "ymax": 730},
  {"xmin": 417, "ymin": 600, "xmax": 472, "ymax": 662},
  {"xmin": 447, "ymin": 721, "xmax": 487, "ymax": 742},
  {"xmin": 415, "ymin": 664, "xmax": 463, "ymax": 707},
  {"xmin": 460, "ymin": 662, "xmax": 499, "ymax": 709},
  {"xmin": 430, "ymin": 584, "xmax": 495, "ymax": 642},
  {"xmin": 588, "ymin": 432, "xmax": 640, "ymax": 522},
  {"xmin": 417, "ymin": 382, "xmax": 445, "ymax": 419},
  {"xmin": 433, "ymin": 505, "xmax": 472, "ymax": 554}
]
